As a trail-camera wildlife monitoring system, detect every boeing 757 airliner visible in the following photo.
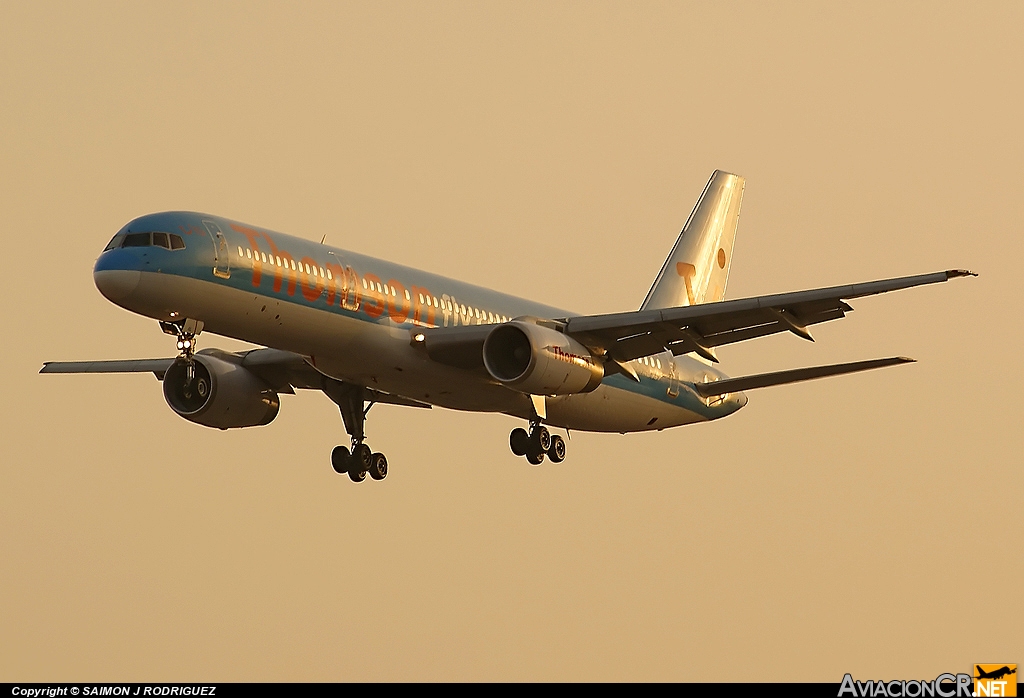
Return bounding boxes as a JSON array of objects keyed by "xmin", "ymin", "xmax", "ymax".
[{"xmin": 42, "ymin": 171, "xmax": 975, "ymax": 482}]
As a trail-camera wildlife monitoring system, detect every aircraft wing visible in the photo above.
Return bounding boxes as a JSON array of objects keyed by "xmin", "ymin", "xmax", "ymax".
[
  {"xmin": 691, "ymin": 356, "xmax": 914, "ymax": 396},
  {"xmin": 41, "ymin": 358, "xmax": 175, "ymax": 379},
  {"xmin": 40, "ymin": 349, "xmax": 430, "ymax": 409},
  {"xmin": 564, "ymin": 269, "xmax": 975, "ymax": 363}
]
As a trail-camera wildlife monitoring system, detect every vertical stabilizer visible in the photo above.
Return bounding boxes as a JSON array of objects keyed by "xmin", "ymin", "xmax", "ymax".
[{"xmin": 641, "ymin": 170, "xmax": 745, "ymax": 310}]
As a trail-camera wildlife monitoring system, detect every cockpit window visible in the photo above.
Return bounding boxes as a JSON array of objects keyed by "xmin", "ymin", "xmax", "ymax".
[
  {"xmin": 103, "ymin": 234, "xmax": 126, "ymax": 251},
  {"xmin": 104, "ymin": 231, "xmax": 186, "ymax": 251},
  {"xmin": 122, "ymin": 232, "xmax": 152, "ymax": 247}
]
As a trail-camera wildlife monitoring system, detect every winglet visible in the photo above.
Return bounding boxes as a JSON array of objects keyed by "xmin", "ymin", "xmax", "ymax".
[{"xmin": 946, "ymin": 269, "xmax": 978, "ymax": 278}]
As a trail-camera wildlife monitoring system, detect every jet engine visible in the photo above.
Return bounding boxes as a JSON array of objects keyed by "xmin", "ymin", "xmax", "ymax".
[
  {"xmin": 482, "ymin": 321, "xmax": 603, "ymax": 395},
  {"xmin": 162, "ymin": 352, "xmax": 280, "ymax": 429}
]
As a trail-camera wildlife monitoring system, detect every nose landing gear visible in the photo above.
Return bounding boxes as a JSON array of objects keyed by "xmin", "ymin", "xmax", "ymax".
[
  {"xmin": 160, "ymin": 318, "xmax": 206, "ymax": 395},
  {"xmin": 323, "ymin": 380, "xmax": 389, "ymax": 483},
  {"xmin": 509, "ymin": 422, "xmax": 566, "ymax": 465}
]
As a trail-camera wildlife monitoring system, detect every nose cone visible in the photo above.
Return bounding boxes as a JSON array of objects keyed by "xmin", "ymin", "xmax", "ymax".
[
  {"xmin": 94, "ymin": 238, "xmax": 144, "ymax": 303},
  {"xmin": 94, "ymin": 268, "xmax": 140, "ymax": 303}
]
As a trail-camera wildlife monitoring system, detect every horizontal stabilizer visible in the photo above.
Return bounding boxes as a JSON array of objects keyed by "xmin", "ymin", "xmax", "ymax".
[{"xmin": 692, "ymin": 356, "xmax": 914, "ymax": 397}]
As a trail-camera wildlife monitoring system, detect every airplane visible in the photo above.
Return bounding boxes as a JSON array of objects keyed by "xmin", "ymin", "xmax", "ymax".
[
  {"xmin": 41, "ymin": 170, "xmax": 975, "ymax": 482},
  {"xmin": 975, "ymin": 666, "xmax": 1016, "ymax": 681}
]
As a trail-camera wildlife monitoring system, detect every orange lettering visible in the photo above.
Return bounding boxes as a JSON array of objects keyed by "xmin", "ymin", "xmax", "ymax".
[
  {"xmin": 325, "ymin": 262, "xmax": 345, "ymax": 306},
  {"xmin": 231, "ymin": 224, "xmax": 264, "ymax": 287},
  {"xmin": 387, "ymin": 279, "xmax": 410, "ymax": 324},
  {"xmin": 410, "ymin": 286, "xmax": 436, "ymax": 327},
  {"xmin": 299, "ymin": 257, "xmax": 325, "ymax": 302},
  {"xmin": 362, "ymin": 273, "xmax": 384, "ymax": 318}
]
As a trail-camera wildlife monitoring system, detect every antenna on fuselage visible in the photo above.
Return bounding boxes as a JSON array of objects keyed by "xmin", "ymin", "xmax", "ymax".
[{"xmin": 320, "ymin": 234, "xmax": 327, "ymax": 244}]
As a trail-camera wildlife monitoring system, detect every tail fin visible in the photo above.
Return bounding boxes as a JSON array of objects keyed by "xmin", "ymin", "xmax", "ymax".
[{"xmin": 641, "ymin": 170, "xmax": 745, "ymax": 310}]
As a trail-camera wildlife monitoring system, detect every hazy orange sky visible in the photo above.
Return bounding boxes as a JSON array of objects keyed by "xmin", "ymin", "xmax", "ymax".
[{"xmin": 1, "ymin": 1, "xmax": 1020, "ymax": 681}]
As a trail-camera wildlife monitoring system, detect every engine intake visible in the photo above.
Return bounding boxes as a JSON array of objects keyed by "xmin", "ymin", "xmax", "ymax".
[
  {"xmin": 483, "ymin": 322, "xmax": 603, "ymax": 395},
  {"xmin": 163, "ymin": 351, "xmax": 280, "ymax": 429}
]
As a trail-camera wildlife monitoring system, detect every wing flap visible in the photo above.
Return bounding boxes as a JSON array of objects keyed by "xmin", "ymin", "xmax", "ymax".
[
  {"xmin": 692, "ymin": 356, "xmax": 915, "ymax": 397},
  {"xmin": 567, "ymin": 269, "xmax": 974, "ymax": 362}
]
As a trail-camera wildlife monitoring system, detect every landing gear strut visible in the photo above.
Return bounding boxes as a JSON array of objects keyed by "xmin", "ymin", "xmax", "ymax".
[
  {"xmin": 160, "ymin": 318, "xmax": 205, "ymax": 397},
  {"xmin": 323, "ymin": 380, "xmax": 389, "ymax": 483},
  {"xmin": 509, "ymin": 422, "xmax": 565, "ymax": 465}
]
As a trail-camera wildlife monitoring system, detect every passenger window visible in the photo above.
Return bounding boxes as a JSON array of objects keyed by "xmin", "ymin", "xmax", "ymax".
[
  {"xmin": 237, "ymin": 245, "xmax": 243, "ymax": 257},
  {"xmin": 320, "ymin": 267, "xmax": 325, "ymax": 278},
  {"xmin": 169, "ymin": 234, "xmax": 185, "ymax": 250},
  {"xmin": 327, "ymin": 270, "xmax": 332, "ymax": 280},
  {"xmin": 246, "ymin": 249, "xmax": 252, "ymax": 259},
  {"xmin": 122, "ymin": 232, "xmax": 151, "ymax": 247},
  {"xmin": 104, "ymin": 234, "xmax": 126, "ymax": 251}
]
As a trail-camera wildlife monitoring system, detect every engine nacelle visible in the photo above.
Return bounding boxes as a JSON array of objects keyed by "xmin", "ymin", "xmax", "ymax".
[
  {"xmin": 163, "ymin": 351, "xmax": 280, "ymax": 429},
  {"xmin": 482, "ymin": 321, "xmax": 603, "ymax": 395}
]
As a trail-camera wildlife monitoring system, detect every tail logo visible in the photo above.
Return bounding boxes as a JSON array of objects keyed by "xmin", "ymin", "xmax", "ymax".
[{"xmin": 675, "ymin": 262, "xmax": 697, "ymax": 305}]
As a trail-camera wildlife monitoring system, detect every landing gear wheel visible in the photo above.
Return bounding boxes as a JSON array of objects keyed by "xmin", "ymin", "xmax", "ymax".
[
  {"xmin": 331, "ymin": 445, "xmax": 351, "ymax": 474},
  {"xmin": 369, "ymin": 452, "xmax": 388, "ymax": 480},
  {"xmin": 547, "ymin": 435, "xmax": 566, "ymax": 463},
  {"xmin": 533, "ymin": 426, "xmax": 551, "ymax": 453},
  {"xmin": 526, "ymin": 450, "xmax": 545, "ymax": 465},
  {"xmin": 349, "ymin": 443, "xmax": 372, "ymax": 481},
  {"xmin": 510, "ymin": 428, "xmax": 530, "ymax": 456}
]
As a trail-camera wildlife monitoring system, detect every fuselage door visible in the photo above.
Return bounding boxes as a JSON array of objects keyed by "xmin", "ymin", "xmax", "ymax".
[{"xmin": 203, "ymin": 220, "xmax": 231, "ymax": 279}]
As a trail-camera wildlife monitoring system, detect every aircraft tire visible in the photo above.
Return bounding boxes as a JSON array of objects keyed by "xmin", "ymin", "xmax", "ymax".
[
  {"xmin": 548, "ymin": 435, "xmax": 565, "ymax": 463},
  {"xmin": 351, "ymin": 443, "xmax": 372, "ymax": 470},
  {"xmin": 510, "ymin": 428, "xmax": 530, "ymax": 456},
  {"xmin": 331, "ymin": 446, "xmax": 351, "ymax": 474},
  {"xmin": 526, "ymin": 449, "xmax": 545, "ymax": 465},
  {"xmin": 349, "ymin": 443, "xmax": 372, "ymax": 482},
  {"xmin": 533, "ymin": 426, "xmax": 551, "ymax": 453},
  {"xmin": 369, "ymin": 452, "xmax": 388, "ymax": 481}
]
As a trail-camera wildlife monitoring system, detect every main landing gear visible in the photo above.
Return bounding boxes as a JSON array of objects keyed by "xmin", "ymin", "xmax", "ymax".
[
  {"xmin": 323, "ymin": 381, "xmax": 388, "ymax": 483},
  {"xmin": 509, "ymin": 422, "xmax": 566, "ymax": 465}
]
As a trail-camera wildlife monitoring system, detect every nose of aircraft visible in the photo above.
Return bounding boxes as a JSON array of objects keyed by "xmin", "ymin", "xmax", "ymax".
[
  {"xmin": 94, "ymin": 268, "xmax": 141, "ymax": 302},
  {"xmin": 94, "ymin": 231, "xmax": 145, "ymax": 303}
]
